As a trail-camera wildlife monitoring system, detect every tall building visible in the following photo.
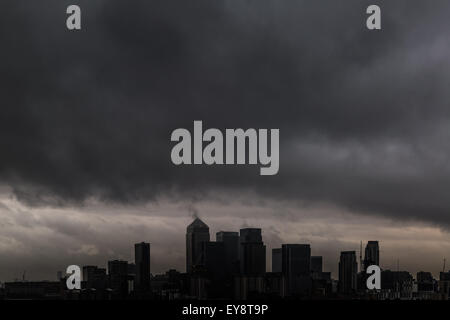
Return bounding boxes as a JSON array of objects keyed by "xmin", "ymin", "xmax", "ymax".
[
  {"xmin": 439, "ymin": 271, "xmax": 450, "ymax": 297},
  {"xmin": 240, "ymin": 228, "xmax": 262, "ymax": 243},
  {"xmin": 108, "ymin": 260, "xmax": 129, "ymax": 296},
  {"xmin": 282, "ymin": 244, "xmax": 311, "ymax": 276},
  {"xmin": 417, "ymin": 271, "xmax": 434, "ymax": 292},
  {"xmin": 338, "ymin": 251, "xmax": 358, "ymax": 294},
  {"xmin": 186, "ymin": 218, "xmax": 210, "ymax": 273},
  {"xmin": 216, "ymin": 231, "xmax": 240, "ymax": 275},
  {"xmin": 282, "ymin": 244, "xmax": 311, "ymax": 295},
  {"xmin": 135, "ymin": 242, "xmax": 150, "ymax": 292},
  {"xmin": 311, "ymin": 256, "xmax": 323, "ymax": 274},
  {"xmin": 200, "ymin": 242, "xmax": 226, "ymax": 277},
  {"xmin": 83, "ymin": 265, "xmax": 107, "ymax": 290},
  {"xmin": 272, "ymin": 248, "xmax": 282, "ymax": 273},
  {"xmin": 239, "ymin": 228, "xmax": 266, "ymax": 276},
  {"xmin": 363, "ymin": 241, "xmax": 380, "ymax": 271}
]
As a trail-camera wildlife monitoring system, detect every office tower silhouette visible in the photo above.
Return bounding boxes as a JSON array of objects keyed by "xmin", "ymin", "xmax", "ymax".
[
  {"xmin": 186, "ymin": 217, "xmax": 210, "ymax": 273},
  {"xmin": 417, "ymin": 271, "xmax": 434, "ymax": 292},
  {"xmin": 236, "ymin": 228, "xmax": 266, "ymax": 299},
  {"xmin": 239, "ymin": 228, "xmax": 266, "ymax": 276},
  {"xmin": 216, "ymin": 231, "xmax": 240, "ymax": 275},
  {"xmin": 200, "ymin": 241, "xmax": 226, "ymax": 277},
  {"xmin": 339, "ymin": 251, "xmax": 358, "ymax": 294},
  {"xmin": 363, "ymin": 241, "xmax": 380, "ymax": 271},
  {"xmin": 282, "ymin": 244, "xmax": 311, "ymax": 296},
  {"xmin": 439, "ymin": 271, "xmax": 450, "ymax": 297},
  {"xmin": 83, "ymin": 265, "xmax": 107, "ymax": 290},
  {"xmin": 240, "ymin": 228, "xmax": 262, "ymax": 243},
  {"xmin": 199, "ymin": 241, "xmax": 226, "ymax": 298},
  {"xmin": 108, "ymin": 260, "xmax": 129, "ymax": 297},
  {"xmin": 135, "ymin": 242, "xmax": 150, "ymax": 292},
  {"xmin": 311, "ymin": 256, "xmax": 323, "ymax": 274},
  {"xmin": 272, "ymin": 248, "xmax": 282, "ymax": 273}
]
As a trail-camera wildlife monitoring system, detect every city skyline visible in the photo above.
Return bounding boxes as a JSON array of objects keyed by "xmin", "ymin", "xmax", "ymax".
[
  {"xmin": 1, "ymin": 214, "xmax": 447, "ymax": 284},
  {"xmin": 2, "ymin": 0, "xmax": 450, "ymax": 290},
  {"xmin": 2, "ymin": 216, "xmax": 449, "ymax": 300}
]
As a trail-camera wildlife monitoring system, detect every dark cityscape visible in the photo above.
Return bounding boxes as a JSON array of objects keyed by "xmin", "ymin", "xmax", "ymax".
[{"xmin": 0, "ymin": 217, "xmax": 449, "ymax": 301}]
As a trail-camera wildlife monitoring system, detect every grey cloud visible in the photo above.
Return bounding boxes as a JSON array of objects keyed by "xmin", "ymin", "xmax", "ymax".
[{"xmin": 1, "ymin": 0, "xmax": 450, "ymax": 229}]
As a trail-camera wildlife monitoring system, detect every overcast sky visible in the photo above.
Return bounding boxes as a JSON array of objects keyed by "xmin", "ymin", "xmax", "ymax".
[{"xmin": 1, "ymin": 0, "xmax": 450, "ymax": 281}]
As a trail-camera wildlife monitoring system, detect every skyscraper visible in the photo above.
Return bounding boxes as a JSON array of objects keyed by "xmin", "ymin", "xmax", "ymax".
[
  {"xmin": 339, "ymin": 251, "xmax": 358, "ymax": 294},
  {"xmin": 282, "ymin": 244, "xmax": 311, "ymax": 276},
  {"xmin": 216, "ymin": 231, "xmax": 240, "ymax": 275},
  {"xmin": 240, "ymin": 228, "xmax": 262, "ymax": 243},
  {"xmin": 108, "ymin": 260, "xmax": 129, "ymax": 297},
  {"xmin": 186, "ymin": 217, "xmax": 210, "ymax": 273},
  {"xmin": 200, "ymin": 241, "xmax": 226, "ymax": 280},
  {"xmin": 282, "ymin": 244, "xmax": 311, "ymax": 295},
  {"xmin": 272, "ymin": 248, "xmax": 282, "ymax": 273},
  {"xmin": 311, "ymin": 256, "xmax": 323, "ymax": 274},
  {"xmin": 239, "ymin": 228, "xmax": 266, "ymax": 276},
  {"xmin": 364, "ymin": 241, "xmax": 380, "ymax": 271},
  {"xmin": 134, "ymin": 242, "xmax": 150, "ymax": 292}
]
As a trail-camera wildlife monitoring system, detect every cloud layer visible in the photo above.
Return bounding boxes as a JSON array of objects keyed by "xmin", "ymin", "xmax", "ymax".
[{"xmin": 1, "ymin": 1, "xmax": 450, "ymax": 230}]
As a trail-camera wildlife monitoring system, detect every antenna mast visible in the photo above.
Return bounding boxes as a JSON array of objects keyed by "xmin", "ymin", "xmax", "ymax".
[{"xmin": 360, "ymin": 241, "xmax": 363, "ymax": 272}]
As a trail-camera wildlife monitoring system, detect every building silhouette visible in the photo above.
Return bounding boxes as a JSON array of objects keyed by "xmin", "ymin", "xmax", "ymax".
[
  {"xmin": 186, "ymin": 218, "xmax": 210, "ymax": 273},
  {"xmin": 417, "ymin": 271, "xmax": 435, "ymax": 292},
  {"xmin": 108, "ymin": 260, "xmax": 129, "ymax": 297},
  {"xmin": 439, "ymin": 271, "xmax": 450, "ymax": 298},
  {"xmin": 200, "ymin": 242, "xmax": 225, "ymax": 275},
  {"xmin": 363, "ymin": 241, "xmax": 379, "ymax": 271},
  {"xmin": 83, "ymin": 265, "xmax": 107, "ymax": 290},
  {"xmin": 216, "ymin": 231, "xmax": 240, "ymax": 275},
  {"xmin": 282, "ymin": 244, "xmax": 311, "ymax": 296},
  {"xmin": 135, "ymin": 242, "xmax": 150, "ymax": 292},
  {"xmin": 272, "ymin": 248, "xmax": 282, "ymax": 273},
  {"xmin": 4, "ymin": 216, "xmax": 449, "ymax": 301},
  {"xmin": 234, "ymin": 228, "xmax": 266, "ymax": 299},
  {"xmin": 311, "ymin": 256, "xmax": 323, "ymax": 274},
  {"xmin": 339, "ymin": 251, "xmax": 358, "ymax": 294},
  {"xmin": 239, "ymin": 228, "xmax": 266, "ymax": 276}
]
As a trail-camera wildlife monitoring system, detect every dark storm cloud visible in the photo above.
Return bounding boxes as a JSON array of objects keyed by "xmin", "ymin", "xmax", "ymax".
[{"xmin": 2, "ymin": 1, "xmax": 450, "ymax": 225}]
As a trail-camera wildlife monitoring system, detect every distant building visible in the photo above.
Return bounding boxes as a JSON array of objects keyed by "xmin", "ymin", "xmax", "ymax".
[
  {"xmin": 439, "ymin": 271, "xmax": 450, "ymax": 298},
  {"xmin": 311, "ymin": 256, "xmax": 323, "ymax": 274},
  {"xmin": 282, "ymin": 244, "xmax": 312, "ymax": 296},
  {"xmin": 83, "ymin": 266, "xmax": 107, "ymax": 290},
  {"xmin": 363, "ymin": 241, "xmax": 379, "ymax": 271},
  {"xmin": 380, "ymin": 270, "xmax": 414, "ymax": 299},
  {"xmin": 216, "ymin": 231, "xmax": 240, "ymax": 275},
  {"xmin": 416, "ymin": 271, "xmax": 434, "ymax": 292},
  {"xmin": 151, "ymin": 269, "xmax": 187, "ymax": 300},
  {"xmin": 264, "ymin": 272, "xmax": 285, "ymax": 298},
  {"xmin": 4, "ymin": 281, "xmax": 62, "ymax": 299},
  {"xmin": 128, "ymin": 263, "xmax": 136, "ymax": 276},
  {"xmin": 135, "ymin": 242, "xmax": 151, "ymax": 292},
  {"xmin": 234, "ymin": 228, "xmax": 266, "ymax": 300},
  {"xmin": 339, "ymin": 251, "xmax": 358, "ymax": 294},
  {"xmin": 239, "ymin": 228, "xmax": 266, "ymax": 276},
  {"xmin": 200, "ymin": 241, "xmax": 227, "ymax": 298},
  {"xmin": 272, "ymin": 248, "xmax": 282, "ymax": 273},
  {"xmin": 108, "ymin": 260, "xmax": 129, "ymax": 297},
  {"xmin": 201, "ymin": 242, "xmax": 226, "ymax": 277},
  {"xmin": 186, "ymin": 218, "xmax": 210, "ymax": 273},
  {"xmin": 234, "ymin": 276, "xmax": 265, "ymax": 300}
]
